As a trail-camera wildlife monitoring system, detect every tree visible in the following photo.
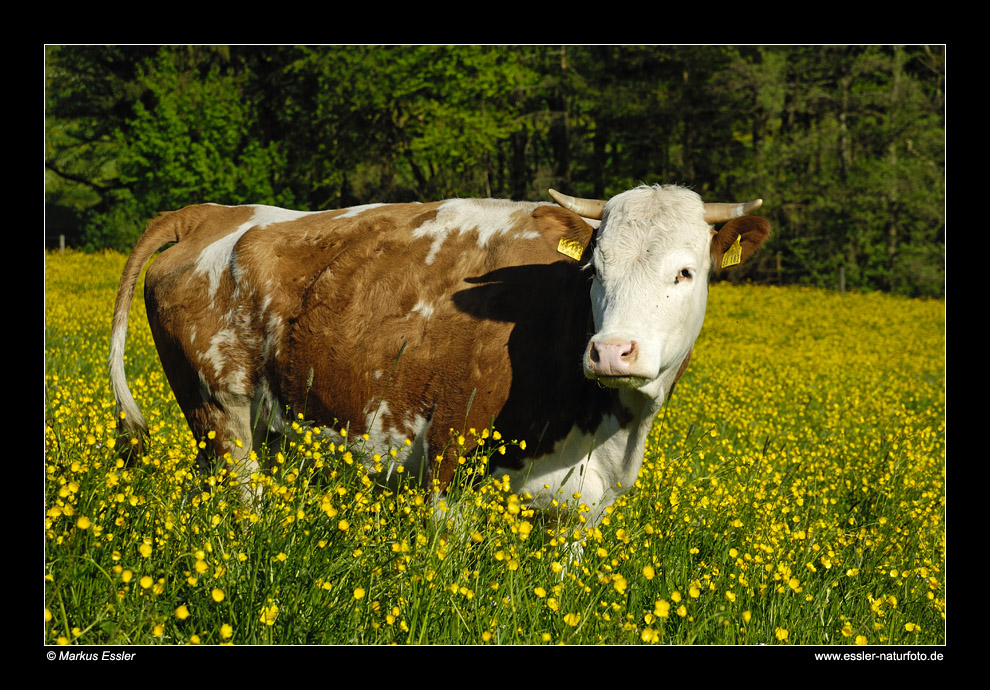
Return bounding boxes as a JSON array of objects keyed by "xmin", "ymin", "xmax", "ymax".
[
  {"xmin": 46, "ymin": 46, "xmax": 288, "ymax": 250},
  {"xmin": 45, "ymin": 45, "xmax": 944, "ymax": 296}
]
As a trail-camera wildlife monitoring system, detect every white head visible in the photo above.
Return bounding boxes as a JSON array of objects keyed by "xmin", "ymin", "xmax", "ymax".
[{"xmin": 550, "ymin": 185, "xmax": 770, "ymax": 404}]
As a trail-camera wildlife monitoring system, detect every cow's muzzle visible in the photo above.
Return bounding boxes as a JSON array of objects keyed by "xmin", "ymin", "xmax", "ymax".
[{"xmin": 584, "ymin": 338, "xmax": 655, "ymax": 389}]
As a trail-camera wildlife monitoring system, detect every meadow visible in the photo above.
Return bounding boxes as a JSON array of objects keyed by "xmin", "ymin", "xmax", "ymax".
[{"xmin": 44, "ymin": 250, "xmax": 945, "ymax": 646}]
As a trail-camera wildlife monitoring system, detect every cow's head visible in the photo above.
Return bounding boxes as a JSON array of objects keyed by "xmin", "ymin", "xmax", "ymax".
[{"xmin": 550, "ymin": 185, "xmax": 770, "ymax": 402}]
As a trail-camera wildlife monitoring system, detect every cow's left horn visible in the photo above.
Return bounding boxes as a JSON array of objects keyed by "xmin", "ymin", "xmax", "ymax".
[
  {"xmin": 548, "ymin": 189, "xmax": 606, "ymax": 220},
  {"xmin": 704, "ymin": 199, "xmax": 763, "ymax": 224}
]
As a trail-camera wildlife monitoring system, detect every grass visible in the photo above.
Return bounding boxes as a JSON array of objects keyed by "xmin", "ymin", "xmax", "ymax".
[{"xmin": 44, "ymin": 250, "xmax": 945, "ymax": 646}]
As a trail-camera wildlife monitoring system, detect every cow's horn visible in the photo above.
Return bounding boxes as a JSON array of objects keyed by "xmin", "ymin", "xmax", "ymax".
[
  {"xmin": 548, "ymin": 189, "xmax": 606, "ymax": 220},
  {"xmin": 704, "ymin": 199, "xmax": 763, "ymax": 224}
]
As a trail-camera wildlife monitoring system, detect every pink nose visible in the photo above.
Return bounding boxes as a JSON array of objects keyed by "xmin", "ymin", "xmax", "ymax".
[{"xmin": 588, "ymin": 339, "xmax": 638, "ymax": 376}]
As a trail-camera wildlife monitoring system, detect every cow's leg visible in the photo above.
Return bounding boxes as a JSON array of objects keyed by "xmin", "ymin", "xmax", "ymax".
[
  {"xmin": 186, "ymin": 396, "xmax": 262, "ymax": 505},
  {"xmin": 149, "ymin": 325, "xmax": 264, "ymax": 506}
]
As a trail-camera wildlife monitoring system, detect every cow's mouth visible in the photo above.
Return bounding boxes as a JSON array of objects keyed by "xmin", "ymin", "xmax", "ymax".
[{"xmin": 585, "ymin": 372, "xmax": 653, "ymax": 390}]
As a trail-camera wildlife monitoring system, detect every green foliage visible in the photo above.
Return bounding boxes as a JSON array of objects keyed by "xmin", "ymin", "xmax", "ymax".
[{"xmin": 45, "ymin": 45, "xmax": 945, "ymax": 296}]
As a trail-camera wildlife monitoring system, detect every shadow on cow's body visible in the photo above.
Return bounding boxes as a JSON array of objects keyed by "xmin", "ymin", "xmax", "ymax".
[{"xmin": 451, "ymin": 264, "xmax": 636, "ymax": 470}]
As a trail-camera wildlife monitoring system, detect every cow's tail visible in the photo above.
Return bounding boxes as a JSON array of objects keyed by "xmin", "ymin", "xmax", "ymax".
[{"xmin": 108, "ymin": 212, "xmax": 183, "ymax": 453}]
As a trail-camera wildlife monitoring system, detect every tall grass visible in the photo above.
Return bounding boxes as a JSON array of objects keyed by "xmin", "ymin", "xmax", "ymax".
[{"xmin": 44, "ymin": 250, "xmax": 945, "ymax": 646}]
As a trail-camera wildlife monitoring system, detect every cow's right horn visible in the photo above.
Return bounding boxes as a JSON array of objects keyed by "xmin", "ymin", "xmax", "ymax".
[
  {"xmin": 703, "ymin": 199, "xmax": 763, "ymax": 224},
  {"xmin": 548, "ymin": 189, "xmax": 606, "ymax": 220}
]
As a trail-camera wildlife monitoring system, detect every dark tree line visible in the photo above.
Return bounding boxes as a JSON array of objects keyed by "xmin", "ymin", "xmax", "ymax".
[{"xmin": 45, "ymin": 45, "xmax": 945, "ymax": 297}]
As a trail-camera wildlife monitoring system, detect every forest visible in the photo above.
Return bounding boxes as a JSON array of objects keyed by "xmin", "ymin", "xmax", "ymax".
[{"xmin": 44, "ymin": 45, "xmax": 945, "ymax": 297}]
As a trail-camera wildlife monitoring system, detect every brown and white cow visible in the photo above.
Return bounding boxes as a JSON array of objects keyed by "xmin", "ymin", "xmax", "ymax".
[{"xmin": 109, "ymin": 185, "xmax": 769, "ymax": 525}]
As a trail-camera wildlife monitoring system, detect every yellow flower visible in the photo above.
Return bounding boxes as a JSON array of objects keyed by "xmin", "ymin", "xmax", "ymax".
[
  {"xmin": 139, "ymin": 543, "xmax": 152, "ymax": 558},
  {"xmin": 175, "ymin": 605, "xmax": 190, "ymax": 620},
  {"xmin": 353, "ymin": 587, "xmax": 366, "ymax": 600},
  {"xmin": 212, "ymin": 588, "xmax": 225, "ymax": 603},
  {"xmin": 76, "ymin": 516, "xmax": 91, "ymax": 530},
  {"xmin": 641, "ymin": 627, "xmax": 659, "ymax": 643},
  {"xmin": 855, "ymin": 635, "xmax": 868, "ymax": 645},
  {"xmin": 139, "ymin": 575, "xmax": 153, "ymax": 589},
  {"xmin": 775, "ymin": 627, "xmax": 789, "ymax": 641},
  {"xmin": 534, "ymin": 587, "xmax": 547, "ymax": 598},
  {"xmin": 642, "ymin": 565, "xmax": 655, "ymax": 580},
  {"xmin": 220, "ymin": 623, "xmax": 233, "ymax": 639},
  {"xmin": 260, "ymin": 604, "xmax": 279, "ymax": 626},
  {"xmin": 654, "ymin": 600, "xmax": 670, "ymax": 618},
  {"xmin": 563, "ymin": 612, "xmax": 580, "ymax": 627}
]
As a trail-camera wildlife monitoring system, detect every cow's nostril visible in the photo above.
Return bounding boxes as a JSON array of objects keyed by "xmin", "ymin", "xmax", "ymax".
[{"xmin": 588, "ymin": 339, "xmax": 637, "ymax": 375}]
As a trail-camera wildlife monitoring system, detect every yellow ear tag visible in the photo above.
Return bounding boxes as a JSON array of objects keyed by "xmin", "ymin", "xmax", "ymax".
[
  {"xmin": 557, "ymin": 237, "xmax": 584, "ymax": 261},
  {"xmin": 720, "ymin": 235, "xmax": 742, "ymax": 268}
]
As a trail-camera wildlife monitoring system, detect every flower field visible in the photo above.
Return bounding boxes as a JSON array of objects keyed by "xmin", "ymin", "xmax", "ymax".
[{"xmin": 44, "ymin": 250, "xmax": 945, "ymax": 646}]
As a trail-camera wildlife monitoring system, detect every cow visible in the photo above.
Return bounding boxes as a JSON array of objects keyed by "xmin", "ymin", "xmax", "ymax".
[{"xmin": 109, "ymin": 184, "xmax": 769, "ymax": 526}]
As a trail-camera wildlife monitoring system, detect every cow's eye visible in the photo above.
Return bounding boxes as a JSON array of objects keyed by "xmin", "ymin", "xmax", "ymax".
[{"xmin": 676, "ymin": 268, "xmax": 693, "ymax": 283}]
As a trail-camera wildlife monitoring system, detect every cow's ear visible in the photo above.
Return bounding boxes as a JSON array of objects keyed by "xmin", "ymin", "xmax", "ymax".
[
  {"xmin": 710, "ymin": 216, "xmax": 771, "ymax": 272},
  {"xmin": 532, "ymin": 205, "xmax": 595, "ymax": 264}
]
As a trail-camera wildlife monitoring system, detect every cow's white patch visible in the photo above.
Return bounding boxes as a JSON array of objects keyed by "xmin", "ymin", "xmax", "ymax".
[
  {"xmin": 194, "ymin": 205, "xmax": 323, "ymax": 296},
  {"xmin": 263, "ymin": 312, "xmax": 284, "ymax": 360},
  {"xmin": 358, "ymin": 401, "xmax": 431, "ymax": 485},
  {"xmin": 501, "ymin": 406, "xmax": 654, "ymax": 528},
  {"xmin": 409, "ymin": 299, "xmax": 434, "ymax": 320},
  {"xmin": 201, "ymin": 327, "xmax": 235, "ymax": 374},
  {"xmin": 413, "ymin": 199, "xmax": 522, "ymax": 264},
  {"xmin": 336, "ymin": 202, "xmax": 390, "ymax": 218}
]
